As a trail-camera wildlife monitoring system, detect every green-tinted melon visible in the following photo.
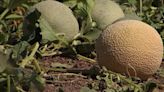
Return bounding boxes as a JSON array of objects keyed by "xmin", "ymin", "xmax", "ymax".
[
  {"xmin": 96, "ymin": 20, "xmax": 163, "ymax": 80},
  {"xmin": 91, "ymin": 0, "xmax": 124, "ymax": 29},
  {"xmin": 29, "ymin": 0, "xmax": 79, "ymax": 40}
]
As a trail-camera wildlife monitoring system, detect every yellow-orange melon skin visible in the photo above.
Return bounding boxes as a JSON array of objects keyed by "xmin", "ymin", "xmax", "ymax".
[{"xmin": 95, "ymin": 20, "xmax": 163, "ymax": 80}]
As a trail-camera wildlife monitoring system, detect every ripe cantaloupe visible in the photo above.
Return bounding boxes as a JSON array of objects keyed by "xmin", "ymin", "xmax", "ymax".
[
  {"xmin": 95, "ymin": 20, "xmax": 163, "ymax": 80},
  {"xmin": 91, "ymin": 0, "xmax": 124, "ymax": 29},
  {"xmin": 29, "ymin": 0, "xmax": 79, "ymax": 40}
]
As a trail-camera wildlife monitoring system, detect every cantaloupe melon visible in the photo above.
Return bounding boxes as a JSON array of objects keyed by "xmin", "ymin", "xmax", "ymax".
[
  {"xmin": 95, "ymin": 20, "xmax": 163, "ymax": 80},
  {"xmin": 91, "ymin": 0, "xmax": 124, "ymax": 29},
  {"xmin": 29, "ymin": 0, "xmax": 79, "ymax": 41}
]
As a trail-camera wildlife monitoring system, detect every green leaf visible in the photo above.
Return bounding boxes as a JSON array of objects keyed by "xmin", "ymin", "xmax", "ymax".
[
  {"xmin": 5, "ymin": 14, "xmax": 23, "ymax": 19},
  {"xmin": 157, "ymin": 67, "xmax": 164, "ymax": 77},
  {"xmin": 144, "ymin": 82, "xmax": 157, "ymax": 92},
  {"xmin": 1, "ymin": 0, "xmax": 10, "ymax": 8},
  {"xmin": 86, "ymin": 0, "xmax": 95, "ymax": 13},
  {"xmin": 77, "ymin": 2, "xmax": 88, "ymax": 17},
  {"xmin": 8, "ymin": 0, "xmax": 26, "ymax": 9},
  {"xmin": 39, "ymin": 17, "xmax": 58, "ymax": 42},
  {"xmin": 76, "ymin": 0, "xmax": 95, "ymax": 14},
  {"xmin": 63, "ymin": 0, "xmax": 77, "ymax": 8},
  {"xmin": 128, "ymin": 0, "xmax": 137, "ymax": 5},
  {"xmin": 83, "ymin": 28, "xmax": 102, "ymax": 41},
  {"xmin": 142, "ymin": 0, "xmax": 153, "ymax": 7},
  {"xmin": 0, "ymin": 32, "xmax": 9, "ymax": 44},
  {"xmin": 11, "ymin": 41, "xmax": 30, "ymax": 62},
  {"xmin": 75, "ymin": 0, "xmax": 95, "ymax": 36}
]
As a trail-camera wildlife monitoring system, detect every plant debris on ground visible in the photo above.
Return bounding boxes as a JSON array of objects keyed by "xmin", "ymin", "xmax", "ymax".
[{"xmin": 0, "ymin": 0, "xmax": 164, "ymax": 92}]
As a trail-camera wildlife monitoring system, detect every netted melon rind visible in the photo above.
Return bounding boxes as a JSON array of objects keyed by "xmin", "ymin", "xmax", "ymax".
[{"xmin": 96, "ymin": 20, "xmax": 163, "ymax": 80}]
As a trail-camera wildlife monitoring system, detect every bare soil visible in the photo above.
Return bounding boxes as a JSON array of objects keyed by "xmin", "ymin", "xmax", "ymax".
[{"xmin": 39, "ymin": 56, "xmax": 164, "ymax": 92}]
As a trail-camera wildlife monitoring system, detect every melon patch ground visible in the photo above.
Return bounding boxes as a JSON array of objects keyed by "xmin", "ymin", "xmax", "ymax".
[{"xmin": 0, "ymin": 0, "xmax": 163, "ymax": 92}]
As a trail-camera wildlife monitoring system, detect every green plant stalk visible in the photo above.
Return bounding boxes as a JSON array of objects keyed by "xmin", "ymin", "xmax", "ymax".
[
  {"xmin": 20, "ymin": 42, "xmax": 39, "ymax": 68},
  {"xmin": 79, "ymin": 13, "xmax": 93, "ymax": 35},
  {"xmin": 84, "ymin": 13, "xmax": 93, "ymax": 33},
  {"xmin": 85, "ymin": 14, "xmax": 93, "ymax": 33},
  {"xmin": 104, "ymin": 73, "xmax": 113, "ymax": 88},
  {"xmin": 29, "ymin": 42, "xmax": 39, "ymax": 57},
  {"xmin": 20, "ymin": 57, "xmax": 33, "ymax": 68},
  {"xmin": 105, "ymin": 68, "xmax": 143, "ymax": 91},
  {"xmin": 20, "ymin": 42, "xmax": 42, "ymax": 73},
  {"xmin": 40, "ymin": 43, "xmax": 63, "ymax": 56},
  {"xmin": 77, "ymin": 54, "xmax": 96, "ymax": 63},
  {"xmin": 7, "ymin": 75, "xmax": 10, "ymax": 92},
  {"xmin": 110, "ymin": 74, "xmax": 114, "ymax": 83},
  {"xmin": 140, "ymin": 0, "xmax": 142, "ymax": 15},
  {"xmin": 134, "ymin": 88, "xmax": 140, "ymax": 92},
  {"xmin": 41, "ymin": 51, "xmax": 62, "ymax": 57},
  {"xmin": 0, "ymin": 8, "xmax": 10, "ymax": 20},
  {"xmin": 45, "ymin": 73, "xmax": 86, "ymax": 83},
  {"xmin": 32, "ymin": 58, "xmax": 42, "ymax": 74},
  {"xmin": 16, "ymin": 87, "xmax": 26, "ymax": 92},
  {"xmin": 40, "ymin": 44, "xmax": 48, "ymax": 53}
]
